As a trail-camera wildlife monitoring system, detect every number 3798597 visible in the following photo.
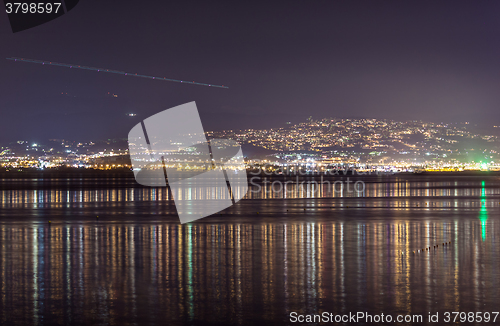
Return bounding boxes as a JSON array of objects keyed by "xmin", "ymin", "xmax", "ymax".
[{"xmin": 5, "ymin": 3, "xmax": 62, "ymax": 14}]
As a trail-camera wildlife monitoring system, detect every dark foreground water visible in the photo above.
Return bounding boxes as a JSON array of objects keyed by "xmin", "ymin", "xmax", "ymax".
[{"xmin": 1, "ymin": 175, "xmax": 500, "ymax": 325}]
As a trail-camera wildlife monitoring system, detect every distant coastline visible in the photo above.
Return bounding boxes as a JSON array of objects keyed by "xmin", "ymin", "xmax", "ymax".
[
  {"xmin": 0, "ymin": 167, "xmax": 135, "ymax": 179},
  {"xmin": 1, "ymin": 167, "xmax": 499, "ymax": 179}
]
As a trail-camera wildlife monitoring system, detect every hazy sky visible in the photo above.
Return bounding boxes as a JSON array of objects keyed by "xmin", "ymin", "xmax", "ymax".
[{"xmin": 1, "ymin": 1, "xmax": 499, "ymax": 142}]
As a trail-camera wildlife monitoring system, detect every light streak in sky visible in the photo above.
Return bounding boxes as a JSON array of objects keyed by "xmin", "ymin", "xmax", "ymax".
[{"xmin": 6, "ymin": 57, "xmax": 228, "ymax": 89}]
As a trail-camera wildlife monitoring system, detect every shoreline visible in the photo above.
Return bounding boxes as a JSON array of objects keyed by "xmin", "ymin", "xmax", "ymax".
[
  {"xmin": 0, "ymin": 168, "xmax": 499, "ymax": 180},
  {"xmin": 0, "ymin": 168, "xmax": 500, "ymax": 179}
]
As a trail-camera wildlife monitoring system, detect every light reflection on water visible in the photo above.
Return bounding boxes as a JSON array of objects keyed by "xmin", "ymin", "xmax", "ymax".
[
  {"xmin": 0, "ymin": 218, "xmax": 499, "ymax": 325},
  {"xmin": 2, "ymin": 176, "xmax": 500, "ymax": 206},
  {"xmin": 0, "ymin": 176, "xmax": 499, "ymax": 325}
]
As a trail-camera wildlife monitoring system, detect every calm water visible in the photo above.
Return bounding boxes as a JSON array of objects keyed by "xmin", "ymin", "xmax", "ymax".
[{"xmin": 1, "ymin": 175, "xmax": 500, "ymax": 325}]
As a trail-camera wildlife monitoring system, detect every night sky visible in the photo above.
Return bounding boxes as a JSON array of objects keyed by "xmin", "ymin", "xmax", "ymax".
[{"xmin": 1, "ymin": 1, "xmax": 499, "ymax": 143}]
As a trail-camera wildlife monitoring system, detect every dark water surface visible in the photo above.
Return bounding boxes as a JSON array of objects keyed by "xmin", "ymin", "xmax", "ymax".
[{"xmin": 1, "ymin": 175, "xmax": 500, "ymax": 325}]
